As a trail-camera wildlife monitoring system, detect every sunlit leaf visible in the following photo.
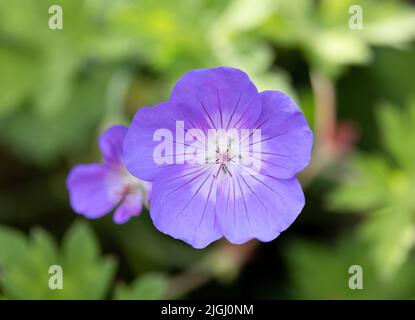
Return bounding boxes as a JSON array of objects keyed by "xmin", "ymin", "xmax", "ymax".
[
  {"xmin": 114, "ymin": 273, "xmax": 168, "ymax": 300},
  {"xmin": 328, "ymin": 154, "xmax": 391, "ymax": 211},
  {"xmin": 286, "ymin": 237, "xmax": 415, "ymax": 299},
  {"xmin": 0, "ymin": 220, "xmax": 116, "ymax": 299}
]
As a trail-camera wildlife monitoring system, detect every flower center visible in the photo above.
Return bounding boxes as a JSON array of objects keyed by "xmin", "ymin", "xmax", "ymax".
[
  {"xmin": 213, "ymin": 146, "xmax": 232, "ymax": 176},
  {"xmin": 114, "ymin": 167, "xmax": 149, "ymax": 200},
  {"xmin": 205, "ymin": 131, "xmax": 243, "ymax": 179}
]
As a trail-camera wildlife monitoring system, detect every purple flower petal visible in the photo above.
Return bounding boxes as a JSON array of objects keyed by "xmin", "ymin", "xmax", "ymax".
[
  {"xmin": 216, "ymin": 172, "xmax": 305, "ymax": 244},
  {"xmin": 124, "ymin": 102, "xmax": 176, "ymax": 181},
  {"xmin": 66, "ymin": 164, "xmax": 123, "ymax": 219},
  {"xmin": 67, "ymin": 124, "xmax": 150, "ymax": 224},
  {"xmin": 113, "ymin": 192, "xmax": 143, "ymax": 224},
  {"xmin": 150, "ymin": 165, "xmax": 222, "ymax": 249},
  {"xmin": 99, "ymin": 125, "xmax": 128, "ymax": 165},
  {"xmin": 170, "ymin": 66, "xmax": 262, "ymax": 130},
  {"xmin": 252, "ymin": 91, "xmax": 313, "ymax": 179},
  {"xmin": 123, "ymin": 67, "xmax": 313, "ymax": 247}
]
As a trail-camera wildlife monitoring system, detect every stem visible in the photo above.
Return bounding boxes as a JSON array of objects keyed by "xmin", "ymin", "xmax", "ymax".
[
  {"xmin": 301, "ymin": 70, "xmax": 337, "ymax": 185},
  {"xmin": 165, "ymin": 240, "xmax": 258, "ymax": 299}
]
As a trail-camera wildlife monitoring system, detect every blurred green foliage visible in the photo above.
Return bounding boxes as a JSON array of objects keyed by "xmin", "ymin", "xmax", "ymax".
[
  {"xmin": 0, "ymin": 0, "xmax": 415, "ymax": 299},
  {"xmin": 114, "ymin": 273, "xmax": 167, "ymax": 300},
  {"xmin": 0, "ymin": 220, "xmax": 168, "ymax": 299},
  {"xmin": 329, "ymin": 100, "xmax": 415, "ymax": 279},
  {"xmin": 286, "ymin": 237, "xmax": 415, "ymax": 299},
  {"xmin": 0, "ymin": 221, "xmax": 116, "ymax": 299}
]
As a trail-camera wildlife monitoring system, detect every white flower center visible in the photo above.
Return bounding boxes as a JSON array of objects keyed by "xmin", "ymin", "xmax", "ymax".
[{"xmin": 206, "ymin": 132, "xmax": 241, "ymax": 179}]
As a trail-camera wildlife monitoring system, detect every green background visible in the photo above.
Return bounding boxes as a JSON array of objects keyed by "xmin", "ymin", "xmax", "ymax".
[{"xmin": 1, "ymin": 0, "xmax": 415, "ymax": 299}]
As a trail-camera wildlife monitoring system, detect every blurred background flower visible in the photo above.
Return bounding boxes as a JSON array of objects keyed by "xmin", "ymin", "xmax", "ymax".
[{"xmin": 0, "ymin": 0, "xmax": 415, "ymax": 299}]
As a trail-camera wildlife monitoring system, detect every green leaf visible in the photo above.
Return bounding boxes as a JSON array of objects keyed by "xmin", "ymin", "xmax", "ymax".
[
  {"xmin": 109, "ymin": 0, "xmax": 217, "ymax": 74},
  {"xmin": 306, "ymin": 29, "xmax": 371, "ymax": 75},
  {"xmin": 114, "ymin": 273, "xmax": 168, "ymax": 300},
  {"xmin": 329, "ymin": 99, "xmax": 415, "ymax": 278},
  {"xmin": 257, "ymin": 0, "xmax": 415, "ymax": 78},
  {"xmin": 62, "ymin": 220, "xmax": 99, "ymax": 265},
  {"xmin": 0, "ymin": 70, "xmax": 109, "ymax": 164},
  {"xmin": 285, "ymin": 237, "xmax": 415, "ymax": 299},
  {"xmin": 0, "ymin": 227, "xmax": 57, "ymax": 299},
  {"xmin": 377, "ymin": 101, "xmax": 415, "ymax": 173},
  {"xmin": 32, "ymin": 228, "xmax": 59, "ymax": 264},
  {"xmin": 0, "ymin": 220, "xmax": 116, "ymax": 299},
  {"xmin": 328, "ymin": 154, "xmax": 391, "ymax": 211},
  {"xmin": 60, "ymin": 220, "xmax": 116, "ymax": 299},
  {"xmin": 0, "ymin": 48, "xmax": 38, "ymax": 117},
  {"xmin": 0, "ymin": 226, "xmax": 29, "ymax": 268},
  {"xmin": 359, "ymin": 207, "xmax": 415, "ymax": 280}
]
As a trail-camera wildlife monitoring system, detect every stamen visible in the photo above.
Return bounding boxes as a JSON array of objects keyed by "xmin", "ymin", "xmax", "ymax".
[{"xmin": 213, "ymin": 143, "xmax": 235, "ymax": 179}]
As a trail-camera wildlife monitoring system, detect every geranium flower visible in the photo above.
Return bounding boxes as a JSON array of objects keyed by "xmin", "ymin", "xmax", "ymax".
[
  {"xmin": 124, "ymin": 67, "xmax": 313, "ymax": 248},
  {"xmin": 67, "ymin": 125, "xmax": 150, "ymax": 224}
]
